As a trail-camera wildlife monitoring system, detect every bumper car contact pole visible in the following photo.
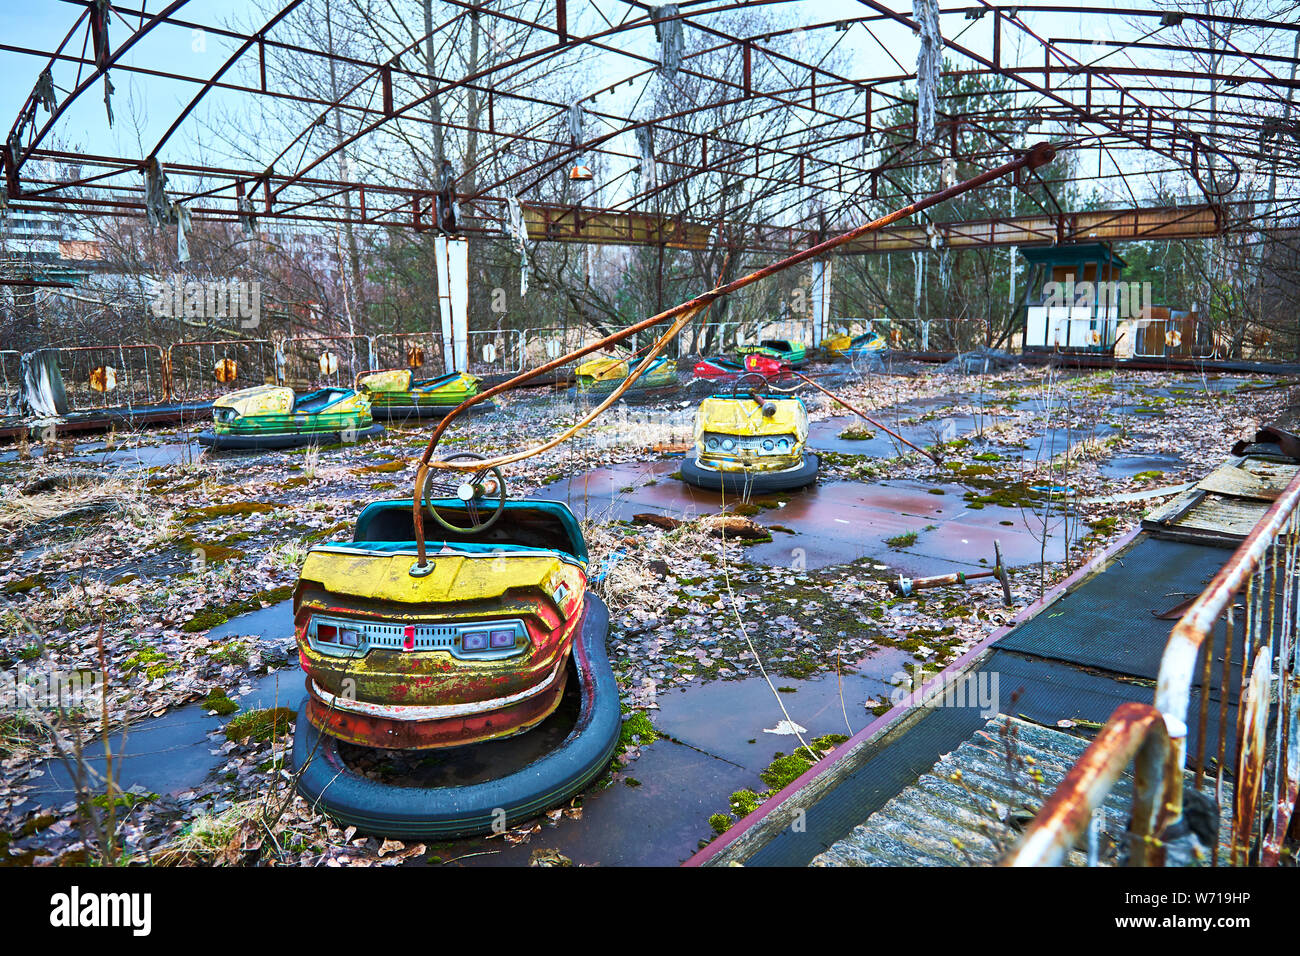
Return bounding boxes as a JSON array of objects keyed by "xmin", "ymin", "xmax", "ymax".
[
  {"xmin": 789, "ymin": 370, "xmax": 942, "ymax": 465},
  {"xmin": 410, "ymin": 141, "xmax": 1059, "ymax": 569}
]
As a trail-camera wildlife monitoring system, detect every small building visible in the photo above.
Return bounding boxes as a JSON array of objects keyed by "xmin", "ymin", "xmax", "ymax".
[{"xmin": 1019, "ymin": 243, "xmax": 1126, "ymax": 353}]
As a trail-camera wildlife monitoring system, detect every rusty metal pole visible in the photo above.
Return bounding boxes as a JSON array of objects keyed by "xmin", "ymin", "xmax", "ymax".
[
  {"xmin": 791, "ymin": 369, "xmax": 940, "ymax": 463},
  {"xmin": 410, "ymin": 143, "xmax": 1060, "ymax": 568}
]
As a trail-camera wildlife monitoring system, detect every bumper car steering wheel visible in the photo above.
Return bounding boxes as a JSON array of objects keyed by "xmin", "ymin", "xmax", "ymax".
[
  {"xmin": 727, "ymin": 371, "xmax": 770, "ymax": 402},
  {"xmin": 419, "ymin": 452, "xmax": 507, "ymax": 534}
]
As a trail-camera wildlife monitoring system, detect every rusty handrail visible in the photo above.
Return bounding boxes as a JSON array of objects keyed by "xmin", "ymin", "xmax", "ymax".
[
  {"xmin": 1005, "ymin": 703, "xmax": 1175, "ymax": 866},
  {"xmin": 1154, "ymin": 467, "xmax": 1300, "ymax": 796},
  {"xmin": 1008, "ymin": 465, "xmax": 1300, "ymax": 866}
]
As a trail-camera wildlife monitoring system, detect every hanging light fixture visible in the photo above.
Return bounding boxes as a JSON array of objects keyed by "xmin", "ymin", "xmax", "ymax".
[{"xmin": 569, "ymin": 164, "xmax": 593, "ymax": 181}]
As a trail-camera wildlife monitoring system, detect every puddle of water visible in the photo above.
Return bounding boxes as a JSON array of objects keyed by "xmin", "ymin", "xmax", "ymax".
[
  {"xmin": 458, "ymin": 740, "xmax": 755, "ymax": 867},
  {"xmin": 543, "ymin": 464, "xmax": 1080, "ymax": 574},
  {"xmin": 17, "ymin": 666, "xmax": 307, "ymax": 812},
  {"xmin": 71, "ymin": 441, "xmax": 203, "ymax": 470},
  {"xmin": 808, "ymin": 412, "xmax": 987, "ymax": 457},
  {"xmin": 652, "ymin": 649, "xmax": 912, "ymax": 771},
  {"xmin": 1097, "ymin": 454, "xmax": 1186, "ymax": 480},
  {"xmin": 207, "ymin": 600, "xmax": 295, "ymax": 643}
]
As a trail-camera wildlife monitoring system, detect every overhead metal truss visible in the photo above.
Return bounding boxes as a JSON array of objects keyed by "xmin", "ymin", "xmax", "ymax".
[{"xmin": 3, "ymin": 1, "xmax": 1300, "ymax": 253}]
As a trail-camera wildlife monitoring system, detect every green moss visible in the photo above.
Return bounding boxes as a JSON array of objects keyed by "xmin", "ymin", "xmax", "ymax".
[
  {"xmin": 181, "ymin": 585, "xmax": 294, "ymax": 633},
  {"xmin": 838, "ymin": 426, "xmax": 875, "ymax": 441},
  {"xmin": 351, "ymin": 459, "xmax": 405, "ymax": 475},
  {"xmin": 177, "ymin": 536, "xmax": 246, "ymax": 565},
  {"xmin": 303, "ymin": 521, "xmax": 351, "ymax": 543},
  {"xmin": 779, "ymin": 654, "xmax": 820, "ymax": 679},
  {"xmin": 757, "ymin": 734, "xmax": 850, "ymax": 791},
  {"xmin": 619, "ymin": 710, "xmax": 662, "ymax": 749},
  {"xmin": 729, "ymin": 789, "xmax": 761, "ymax": 817},
  {"xmin": 181, "ymin": 609, "xmax": 230, "ymax": 633},
  {"xmin": 17, "ymin": 644, "xmax": 42, "ymax": 662},
  {"xmin": 3, "ymin": 575, "xmax": 47, "ymax": 595},
  {"xmin": 731, "ymin": 502, "xmax": 762, "ymax": 517},
  {"xmin": 1088, "ymin": 515, "xmax": 1119, "ymax": 533},
  {"xmin": 124, "ymin": 646, "xmax": 169, "ymax": 675},
  {"xmin": 89, "ymin": 790, "xmax": 154, "ymax": 812},
  {"xmin": 971, "ymin": 452, "xmax": 1001, "ymax": 462},
  {"xmin": 1131, "ymin": 470, "xmax": 1165, "ymax": 482},
  {"xmin": 709, "ymin": 813, "xmax": 733, "ymax": 834},
  {"xmin": 183, "ymin": 501, "xmax": 278, "ymax": 524},
  {"xmin": 224, "ymin": 706, "xmax": 296, "ymax": 742},
  {"xmin": 885, "ymin": 530, "xmax": 918, "ymax": 548},
  {"xmin": 209, "ymin": 639, "xmax": 251, "ymax": 665},
  {"xmin": 201, "ymin": 687, "xmax": 239, "ymax": 716}
]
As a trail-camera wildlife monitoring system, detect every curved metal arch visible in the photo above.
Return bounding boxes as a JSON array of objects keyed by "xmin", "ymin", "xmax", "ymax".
[
  {"xmin": 147, "ymin": 0, "xmax": 309, "ymax": 161},
  {"xmin": 13, "ymin": 1, "xmax": 191, "ymax": 170}
]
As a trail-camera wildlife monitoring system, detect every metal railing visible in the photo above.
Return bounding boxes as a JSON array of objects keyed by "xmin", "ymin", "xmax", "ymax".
[
  {"xmin": 5, "ymin": 318, "xmax": 829, "ymax": 413},
  {"xmin": 1007, "ymin": 468, "xmax": 1300, "ymax": 866},
  {"xmin": 49, "ymin": 343, "xmax": 169, "ymax": 411},
  {"xmin": 167, "ymin": 339, "xmax": 277, "ymax": 402}
]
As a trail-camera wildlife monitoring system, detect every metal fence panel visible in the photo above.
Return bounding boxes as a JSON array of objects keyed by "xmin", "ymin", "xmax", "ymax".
[
  {"xmin": 0, "ymin": 350, "xmax": 22, "ymax": 416},
  {"xmin": 46, "ymin": 344, "xmax": 169, "ymax": 412},
  {"xmin": 167, "ymin": 339, "xmax": 277, "ymax": 402},
  {"xmin": 281, "ymin": 335, "xmax": 372, "ymax": 391}
]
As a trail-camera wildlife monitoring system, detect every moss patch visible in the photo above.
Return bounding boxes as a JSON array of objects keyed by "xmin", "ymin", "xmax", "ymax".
[
  {"xmin": 183, "ymin": 501, "xmax": 278, "ymax": 525},
  {"xmin": 201, "ymin": 688, "xmax": 239, "ymax": 716},
  {"xmin": 351, "ymin": 459, "xmax": 405, "ymax": 475},
  {"xmin": 838, "ymin": 426, "xmax": 875, "ymax": 441},
  {"xmin": 759, "ymin": 734, "xmax": 850, "ymax": 790},
  {"xmin": 619, "ymin": 710, "xmax": 661, "ymax": 750},
  {"xmin": 224, "ymin": 706, "xmax": 295, "ymax": 742}
]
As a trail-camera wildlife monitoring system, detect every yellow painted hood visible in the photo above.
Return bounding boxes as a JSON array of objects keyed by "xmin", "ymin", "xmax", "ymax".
[
  {"xmin": 694, "ymin": 395, "xmax": 809, "ymax": 440},
  {"xmin": 358, "ymin": 369, "xmax": 413, "ymax": 392},
  {"xmin": 213, "ymin": 384, "xmax": 295, "ymax": 416},
  {"xmin": 575, "ymin": 357, "xmax": 628, "ymax": 381},
  {"xmin": 298, "ymin": 546, "xmax": 585, "ymax": 612}
]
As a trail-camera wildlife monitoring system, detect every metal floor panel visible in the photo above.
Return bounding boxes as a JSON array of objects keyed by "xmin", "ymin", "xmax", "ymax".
[{"xmin": 992, "ymin": 536, "xmax": 1239, "ymax": 686}]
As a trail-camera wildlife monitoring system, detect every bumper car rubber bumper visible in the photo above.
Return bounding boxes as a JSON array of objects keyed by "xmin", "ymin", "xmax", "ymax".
[
  {"xmin": 197, "ymin": 422, "xmax": 385, "ymax": 450},
  {"xmin": 679, "ymin": 452, "xmax": 819, "ymax": 494}
]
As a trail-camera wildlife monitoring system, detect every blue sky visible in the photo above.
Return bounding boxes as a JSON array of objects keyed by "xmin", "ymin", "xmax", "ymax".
[{"xmin": 2, "ymin": 1, "xmax": 266, "ymax": 157}]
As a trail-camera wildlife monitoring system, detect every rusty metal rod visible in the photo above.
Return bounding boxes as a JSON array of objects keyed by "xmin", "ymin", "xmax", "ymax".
[
  {"xmin": 409, "ymin": 142, "xmax": 1059, "ymax": 567},
  {"xmin": 791, "ymin": 369, "xmax": 940, "ymax": 464}
]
